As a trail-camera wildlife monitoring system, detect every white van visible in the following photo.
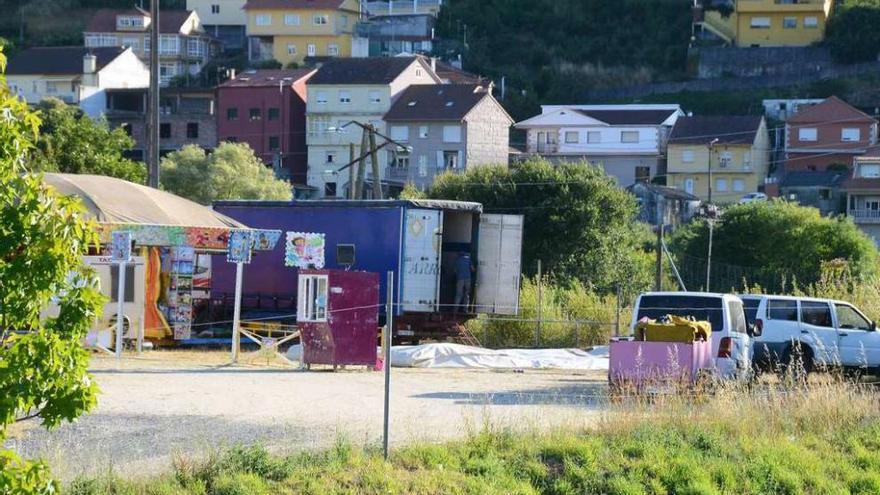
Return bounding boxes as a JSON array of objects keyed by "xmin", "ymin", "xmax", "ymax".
[
  {"xmin": 631, "ymin": 292, "xmax": 756, "ymax": 379},
  {"xmin": 740, "ymin": 295, "xmax": 880, "ymax": 373}
]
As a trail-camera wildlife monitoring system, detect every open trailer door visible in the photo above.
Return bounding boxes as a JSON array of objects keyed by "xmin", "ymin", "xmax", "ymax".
[
  {"xmin": 401, "ymin": 208, "xmax": 443, "ymax": 312},
  {"xmin": 475, "ymin": 214, "xmax": 523, "ymax": 315}
]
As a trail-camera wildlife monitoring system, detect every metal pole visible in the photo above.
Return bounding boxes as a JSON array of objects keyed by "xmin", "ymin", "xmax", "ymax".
[
  {"xmin": 383, "ymin": 271, "xmax": 394, "ymax": 460},
  {"xmin": 349, "ymin": 142, "xmax": 356, "ymax": 199},
  {"xmin": 706, "ymin": 219, "xmax": 714, "ymax": 292},
  {"xmin": 148, "ymin": 0, "xmax": 160, "ymax": 188},
  {"xmin": 369, "ymin": 126, "xmax": 382, "ymax": 199},
  {"xmin": 654, "ymin": 226, "xmax": 662, "ymax": 290},
  {"xmin": 535, "ymin": 259, "xmax": 542, "ymax": 348},
  {"xmin": 355, "ymin": 130, "xmax": 368, "ymax": 199},
  {"xmin": 232, "ymin": 261, "xmax": 243, "ymax": 362},
  {"xmin": 115, "ymin": 261, "xmax": 126, "ymax": 360}
]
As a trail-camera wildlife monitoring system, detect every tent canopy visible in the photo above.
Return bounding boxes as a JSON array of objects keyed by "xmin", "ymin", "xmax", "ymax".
[{"xmin": 43, "ymin": 173, "xmax": 246, "ymax": 228}]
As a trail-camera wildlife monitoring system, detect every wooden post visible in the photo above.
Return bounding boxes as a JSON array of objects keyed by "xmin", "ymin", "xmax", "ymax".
[
  {"xmin": 349, "ymin": 142, "xmax": 356, "ymax": 199},
  {"xmin": 369, "ymin": 126, "xmax": 382, "ymax": 199},
  {"xmin": 655, "ymin": 225, "xmax": 663, "ymax": 291}
]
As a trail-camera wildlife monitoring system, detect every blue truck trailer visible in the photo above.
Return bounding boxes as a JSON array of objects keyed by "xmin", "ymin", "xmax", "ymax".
[{"xmin": 211, "ymin": 199, "xmax": 523, "ymax": 341}]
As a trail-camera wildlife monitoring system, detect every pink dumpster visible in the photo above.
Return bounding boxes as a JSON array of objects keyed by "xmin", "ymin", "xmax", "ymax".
[{"xmin": 609, "ymin": 338, "xmax": 714, "ymax": 387}]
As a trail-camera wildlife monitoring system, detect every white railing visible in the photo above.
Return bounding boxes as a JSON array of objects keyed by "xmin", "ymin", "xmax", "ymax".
[
  {"xmin": 365, "ymin": 0, "xmax": 442, "ymax": 16},
  {"xmin": 848, "ymin": 209, "xmax": 880, "ymax": 223}
]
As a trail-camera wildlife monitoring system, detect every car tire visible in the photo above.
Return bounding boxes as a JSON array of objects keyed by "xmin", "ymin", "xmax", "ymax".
[{"xmin": 782, "ymin": 342, "xmax": 814, "ymax": 375}]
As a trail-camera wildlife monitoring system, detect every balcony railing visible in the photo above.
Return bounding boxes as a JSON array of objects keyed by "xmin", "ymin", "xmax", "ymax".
[
  {"xmin": 848, "ymin": 209, "xmax": 880, "ymax": 223},
  {"xmin": 385, "ymin": 165, "xmax": 410, "ymax": 182},
  {"xmin": 365, "ymin": 0, "xmax": 442, "ymax": 16},
  {"xmin": 536, "ymin": 143, "xmax": 558, "ymax": 154}
]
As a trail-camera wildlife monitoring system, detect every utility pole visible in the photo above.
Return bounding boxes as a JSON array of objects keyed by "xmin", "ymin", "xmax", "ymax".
[
  {"xmin": 147, "ymin": 0, "xmax": 160, "ymax": 188},
  {"xmin": 348, "ymin": 142, "xmax": 356, "ymax": 199},
  {"xmin": 368, "ymin": 125, "xmax": 382, "ymax": 199},
  {"xmin": 707, "ymin": 138, "xmax": 718, "ymax": 205},
  {"xmin": 655, "ymin": 224, "xmax": 663, "ymax": 291},
  {"xmin": 355, "ymin": 130, "xmax": 368, "ymax": 199},
  {"xmin": 535, "ymin": 259, "xmax": 542, "ymax": 348},
  {"xmin": 705, "ymin": 138, "xmax": 718, "ymax": 292}
]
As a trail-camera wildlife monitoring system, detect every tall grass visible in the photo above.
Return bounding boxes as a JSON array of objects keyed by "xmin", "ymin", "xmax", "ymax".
[{"xmin": 66, "ymin": 377, "xmax": 880, "ymax": 495}]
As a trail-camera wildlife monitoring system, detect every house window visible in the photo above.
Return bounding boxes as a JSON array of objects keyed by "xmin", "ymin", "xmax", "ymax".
[
  {"xmin": 390, "ymin": 126, "xmax": 409, "ymax": 141},
  {"xmin": 416, "ymin": 68, "xmax": 423, "ymax": 77},
  {"xmin": 444, "ymin": 150, "xmax": 460, "ymax": 169},
  {"xmin": 635, "ymin": 166, "xmax": 650, "ymax": 182},
  {"xmin": 268, "ymin": 108, "xmax": 280, "ymax": 121},
  {"xmin": 564, "ymin": 131, "xmax": 579, "ymax": 144},
  {"xmin": 419, "ymin": 126, "xmax": 429, "ymax": 138},
  {"xmin": 842, "ymin": 128, "xmax": 861, "ymax": 142},
  {"xmin": 307, "ymin": 44, "xmax": 316, "ymax": 57},
  {"xmin": 324, "ymin": 182, "xmax": 337, "ymax": 198},
  {"xmin": 743, "ymin": 151, "xmax": 752, "ymax": 169},
  {"xmin": 716, "ymin": 178, "xmax": 728, "ymax": 192},
  {"xmin": 819, "ymin": 188, "xmax": 831, "ymax": 200},
  {"xmin": 804, "ymin": 16, "xmax": 818, "ymax": 28},
  {"xmin": 798, "ymin": 127, "xmax": 817, "ymax": 141},
  {"xmin": 249, "ymin": 108, "xmax": 261, "ymax": 121},
  {"xmin": 160, "ymin": 123, "xmax": 171, "ymax": 139},
  {"xmin": 587, "ymin": 131, "xmax": 601, "ymax": 144},
  {"xmin": 418, "ymin": 155, "xmax": 428, "ymax": 177},
  {"xmin": 297, "ymin": 274, "xmax": 328, "ymax": 321},
  {"xmin": 327, "ymin": 44, "xmax": 339, "ymax": 56},
  {"xmin": 338, "ymin": 90, "xmax": 351, "ymax": 104},
  {"xmin": 340, "ymin": 15, "xmax": 348, "ymax": 27},
  {"xmin": 313, "ymin": 14, "xmax": 329, "ymax": 25},
  {"xmin": 394, "ymin": 156, "xmax": 410, "ymax": 168},
  {"xmin": 859, "ymin": 164, "xmax": 880, "ymax": 178},
  {"xmin": 443, "ymin": 125, "xmax": 462, "ymax": 143},
  {"xmin": 255, "ymin": 14, "xmax": 272, "ymax": 26},
  {"xmin": 186, "ymin": 122, "xmax": 198, "ymax": 138},
  {"xmin": 187, "ymin": 39, "xmax": 204, "ymax": 58},
  {"xmin": 287, "ymin": 44, "xmax": 296, "ymax": 55},
  {"xmin": 121, "ymin": 123, "xmax": 133, "ymax": 136},
  {"xmin": 369, "ymin": 90, "xmax": 381, "ymax": 104},
  {"xmin": 211, "ymin": 4, "xmax": 219, "ymax": 13},
  {"xmin": 733, "ymin": 179, "xmax": 745, "ymax": 192},
  {"xmin": 284, "ymin": 14, "xmax": 301, "ymax": 25},
  {"xmin": 682, "ymin": 149, "xmax": 695, "ymax": 163},
  {"xmin": 121, "ymin": 37, "xmax": 140, "ymax": 50},
  {"xmin": 620, "ymin": 131, "xmax": 639, "ymax": 143},
  {"xmin": 783, "ymin": 17, "xmax": 797, "ymax": 29},
  {"xmin": 227, "ymin": 107, "xmax": 238, "ymax": 120},
  {"xmin": 750, "ymin": 17, "xmax": 771, "ymax": 29},
  {"xmin": 308, "ymin": 117, "xmax": 331, "ymax": 134},
  {"xmin": 269, "ymin": 136, "xmax": 279, "ymax": 150},
  {"xmin": 159, "ymin": 35, "xmax": 179, "ymax": 55},
  {"xmin": 316, "ymin": 91, "xmax": 328, "ymax": 104},
  {"xmin": 159, "ymin": 62, "xmax": 177, "ymax": 83},
  {"xmin": 719, "ymin": 151, "xmax": 732, "ymax": 168},
  {"xmin": 45, "ymin": 81, "xmax": 59, "ymax": 94},
  {"xmin": 325, "ymin": 152, "xmax": 336, "ymax": 163}
]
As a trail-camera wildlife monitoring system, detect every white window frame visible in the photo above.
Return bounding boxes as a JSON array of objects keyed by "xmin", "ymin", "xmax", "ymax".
[
  {"xmin": 255, "ymin": 13, "xmax": 272, "ymax": 26},
  {"xmin": 442, "ymin": 125, "xmax": 462, "ymax": 143},
  {"xmin": 859, "ymin": 163, "xmax": 880, "ymax": 178},
  {"xmin": 799, "ymin": 127, "xmax": 818, "ymax": 142},
  {"xmin": 804, "ymin": 16, "xmax": 818, "ymax": 28},
  {"xmin": 586, "ymin": 131, "xmax": 601, "ymax": 144},
  {"xmin": 211, "ymin": 4, "xmax": 220, "ymax": 14},
  {"xmin": 783, "ymin": 17, "xmax": 797, "ymax": 29},
  {"xmin": 284, "ymin": 14, "xmax": 301, "ymax": 26},
  {"xmin": 418, "ymin": 155, "xmax": 428, "ymax": 177},
  {"xmin": 842, "ymin": 128, "xmax": 861, "ymax": 142},
  {"xmin": 159, "ymin": 35, "xmax": 180, "ymax": 55},
  {"xmin": 390, "ymin": 125, "xmax": 409, "ymax": 142},
  {"xmin": 297, "ymin": 274, "xmax": 328, "ymax": 322},
  {"xmin": 316, "ymin": 91, "xmax": 328, "ymax": 105},
  {"xmin": 187, "ymin": 38, "xmax": 204, "ymax": 57},
  {"xmin": 327, "ymin": 43, "xmax": 339, "ymax": 56},
  {"xmin": 750, "ymin": 17, "xmax": 771, "ymax": 29},
  {"xmin": 121, "ymin": 37, "xmax": 140, "ymax": 50},
  {"xmin": 338, "ymin": 90, "xmax": 351, "ymax": 104},
  {"xmin": 287, "ymin": 43, "xmax": 296, "ymax": 55},
  {"xmin": 719, "ymin": 151, "xmax": 733, "ymax": 168},
  {"xmin": 564, "ymin": 131, "xmax": 579, "ymax": 144},
  {"xmin": 682, "ymin": 149, "xmax": 695, "ymax": 163},
  {"xmin": 313, "ymin": 14, "xmax": 329, "ymax": 25},
  {"xmin": 620, "ymin": 131, "xmax": 639, "ymax": 144},
  {"xmin": 307, "ymin": 44, "xmax": 316, "ymax": 57}
]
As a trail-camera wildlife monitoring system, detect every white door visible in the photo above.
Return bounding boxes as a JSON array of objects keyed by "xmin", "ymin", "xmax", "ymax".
[
  {"xmin": 799, "ymin": 300, "xmax": 840, "ymax": 366},
  {"xmin": 307, "ymin": 44, "xmax": 316, "ymax": 56},
  {"xmin": 475, "ymin": 214, "xmax": 523, "ymax": 315},
  {"xmin": 401, "ymin": 208, "xmax": 442, "ymax": 312},
  {"xmin": 684, "ymin": 178, "xmax": 694, "ymax": 195},
  {"xmin": 834, "ymin": 303, "xmax": 880, "ymax": 367}
]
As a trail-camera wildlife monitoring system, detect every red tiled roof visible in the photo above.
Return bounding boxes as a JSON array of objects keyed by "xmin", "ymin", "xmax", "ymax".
[
  {"xmin": 786, "ymin": 96, "xmax": 876, "ymax": 125},
  {"xmin": 219, "ymin": 68, "xmax": 315, "ymax": 87},
  {"xmin": 842, "ymin": 177, "xmax": 880, "ymax": 191},
  {"xmin": 243, "ymin": 0, "xmax": 352, "ymax": 10},
  {"xmin": 86, "ymin": 9, "xmax": 197, "ymax": 34}
]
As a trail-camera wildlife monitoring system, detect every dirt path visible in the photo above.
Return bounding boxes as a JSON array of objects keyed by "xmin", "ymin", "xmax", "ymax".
[{"xmin": 8, "ymin": 352, "xmax": 608, "ymax": 481}]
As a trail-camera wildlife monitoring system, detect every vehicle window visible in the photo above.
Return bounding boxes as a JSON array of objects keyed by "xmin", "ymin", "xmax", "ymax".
[
  {"xmin": 728, "ymin": 300, "xmax": 747, "ymax": 334},
  {"xmin": 800, "ymin": 301, "xmax": 833, "ymax": 328},
  {"xmin": 835, "ymin": 304, "xmax": 872, "ymax": 331},
  {"xmin": 742, "ymin": 298, "xmax": 760, "ymax": 326},
  {"xmin": 767, "ymin": 299, "xmax": 797, "ymax": 321},
  {"xmin": 637, "ymin": 295, "xmax": 724, "ymax": 332}
]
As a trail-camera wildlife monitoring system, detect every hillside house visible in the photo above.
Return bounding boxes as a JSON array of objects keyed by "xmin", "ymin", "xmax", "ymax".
[
  {"xmin": 627, "ymin": 182, "xmax": 701, "ymax": 228},
  {"xmin": 780, "ymin": 170, "xmax": 847, "ymax": 216},
  {"xmin": 694, "ymin": 0, "xmax": 834, "ymax": 47},
  {"xmin": 186, "ymin": 0, "xmax": 248, "ymax": 51},
  {"xmin": 843, "ymin": 153, "xmax": 880, "ymax": 246}
]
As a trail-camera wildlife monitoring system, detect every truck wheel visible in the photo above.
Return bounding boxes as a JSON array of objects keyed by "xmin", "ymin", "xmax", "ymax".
[{"xmin": 782, "ymin": 342, "xmax": 814, "ymax": 376}]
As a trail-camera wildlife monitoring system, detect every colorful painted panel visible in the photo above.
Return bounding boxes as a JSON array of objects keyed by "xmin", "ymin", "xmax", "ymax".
[
  {"xmin": 110, "ymin": 231, "xmax": 132, "ymax": 262},
  {"xmin": 285, "ymin": 232, "xmax": 325, "ymax": 269},
  {"xmin": 227, "ymin": 230, "xmax": 253, "ymax": 264},
  {"xmin": 97, "ymin": 223, "xmax": 281, "ymax": 251}
]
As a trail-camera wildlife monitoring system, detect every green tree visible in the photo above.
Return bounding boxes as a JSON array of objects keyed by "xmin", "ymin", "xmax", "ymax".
[
  {"xmin": 826, "ymin": 1, "xmax": 880, "ymax": 63},
  {"xmin": 31, "ymin": 98, "xmax": 146, "ymax": 183},
  {"xmin": 161, "ymin": 142, "xmax": 293, "ymax": 204},
  {"xmin": 425, "ymin": 159, "xmax": 653, "ymax": 294},
  {"xmin": 0, "ymin": 49, "xmax": 104, "ymax": 493},
  {"xmin": 670, "ymin": 200, "xmax": 879, "ymax": 292}
]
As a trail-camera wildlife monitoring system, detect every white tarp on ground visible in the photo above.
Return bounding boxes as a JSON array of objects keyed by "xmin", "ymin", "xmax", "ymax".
[{"xmin": 389, "ymin": 343, "xmax": 609, "ymax": 370}]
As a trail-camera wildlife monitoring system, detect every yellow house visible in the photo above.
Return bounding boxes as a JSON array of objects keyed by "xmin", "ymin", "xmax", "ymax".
[
  {"xmin": 666, "ymin": 116, "xmax": 770, "ymax": 203},
  {"xmin": 700, "ymin": 0, "xmax": 834, "ymax": 47},
  {"xmin": 244, "ymin": 0, "xmax": 361, "ymax": 66}
]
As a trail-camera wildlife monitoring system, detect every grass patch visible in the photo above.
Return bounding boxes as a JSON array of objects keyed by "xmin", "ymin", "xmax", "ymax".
[{"xmin": 66, "ymin": 379, "xmax": 880, "ymax": 495}]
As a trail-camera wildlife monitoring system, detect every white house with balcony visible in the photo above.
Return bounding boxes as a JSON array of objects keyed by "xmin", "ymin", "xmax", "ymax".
[
  {"xmin": 5, "ymin": 46, "xmax": 149, "ymax": 118},
  {"xmin": 514, "ymin": 104, "xmax": 684, "ymax": 186},
  {"xmin": 844, "ymin": 152, "xmax": 880, "ymax": 246},
  {"xmin": 305, "ymin": 56, "xmax": 439, "ymax": 198},
  {"xmin": 84, "ymin": 8, "xmax": 219, "ymax": 85}
]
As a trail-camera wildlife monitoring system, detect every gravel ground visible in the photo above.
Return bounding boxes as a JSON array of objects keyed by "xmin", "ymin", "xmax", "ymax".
[{"xmin": 8, "ymin": 352, "xmax": 609, "ymax": 481}]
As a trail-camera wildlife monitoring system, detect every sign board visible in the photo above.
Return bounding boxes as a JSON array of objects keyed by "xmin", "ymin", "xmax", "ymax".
[
  {"xmin": 110, "ymin": 231, "xmax": 132, "ymax": 262},
  {"xmin": 227, "ymin": 230, "xmax": 253, "ymax": 264},
  {"xmin": 285, "ymin": 232, "xmax": 325, "ymax": 268}
]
